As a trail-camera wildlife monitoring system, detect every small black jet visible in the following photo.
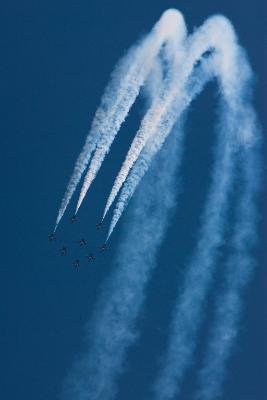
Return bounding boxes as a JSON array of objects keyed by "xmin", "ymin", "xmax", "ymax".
[
  {"xmin": 86, "ymin": 253, "xmax": 95, "ymax": 261},
  {"xmin": 78, "ymin": 238, "xmax": 86, "ymax": 247},
  {"xmin": 60, "ymin": 246, "xmax": 67, "ymax": 256},
  {"xmin": 48, "ymin": 233, "xmax": 56, "ymax": 242},
  {"xmin": 70, "ymin": 215, "xmax": 78, "ymax": 224},
  {"xmin": 96, "ymin": 222, "xmax": 103, "ymax": 230},
  {"xmin": 100, "ymin": 243, "xmax": 108, "ymax": 252},
  {"xmin": 73, "ymin": 259, "xmax": 80, "ymax": 269}
]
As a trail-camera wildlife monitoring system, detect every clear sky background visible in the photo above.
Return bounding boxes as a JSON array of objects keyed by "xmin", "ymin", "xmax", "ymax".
[{"xmin": 1, "ymin": 1, "xmax": 266, "ymax": 399}]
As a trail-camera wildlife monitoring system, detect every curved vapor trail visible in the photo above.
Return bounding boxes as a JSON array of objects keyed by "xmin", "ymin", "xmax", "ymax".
[
  {"xmin": 55, "ymin": 9, "xmax": 186, "ymax": 228},
  {"xmin": 152, "ymin": 24, "xmax": 258, "ymax": 399},
  {"xmin": 75, "ymin": 10, "xmax": 187, "ymax": 213},
  {"xmin": 196, "ymin": 146, "xmax": 261, "ymax": 400},
  {"xmin": 62, "ymin": 122, "xmax": 184, "ymax": 400},
  {"xmin": 58, "ymin": 9, "xmax": 261, "ymax": 400},
  {"xmin": 85, "ymin": 14, "xmax": 252, "ymax": 241},
  {"xmin": 152, "ymin": 53, "xmax": 259, "ymax": 400},
  {"xmin": 102, "ymin": 16, "xmax": 251, "ymax": 238}
]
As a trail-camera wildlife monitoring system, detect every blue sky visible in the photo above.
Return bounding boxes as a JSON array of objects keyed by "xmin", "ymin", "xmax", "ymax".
[{"xmin": 1, "ymin": 1, "xmax": 266, "ymax": 399}]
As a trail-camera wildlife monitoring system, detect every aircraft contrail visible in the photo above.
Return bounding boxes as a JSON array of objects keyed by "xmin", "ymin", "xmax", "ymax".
[
  {"xmin": 102, "ymin": 16, "xmax": 252, "ymax": 235},
  {"xmin": 195, "ymin": 146, "xmax": 261, "ymax": 400},
  {"xmin": 105, "ymin": 57, "xmax": 216, "ymax": 239},
  {"xmin": 55, "ymin": 10, "xmax": 186, "ymax": 230},
  {"xmin": 153, "ymin": 121, "xmax": 237, "ymax": 400},
  {"xmin": 152, "ymin": 19, "xmax": 259, "ymax": 400},
  {"xmin": 57, "ymin": 9, "xmax": 261, "ymax": 400},
  {"xmin": 75, "ymin": 11, "xmax": 186, "ymax": 214},
  {"xmin": 55, "ymin": 10, "xmax": 180, "ymax": 229},
  {"xmin": 56, "ymin": 11, "xmax": 253, "ymax": 240}
]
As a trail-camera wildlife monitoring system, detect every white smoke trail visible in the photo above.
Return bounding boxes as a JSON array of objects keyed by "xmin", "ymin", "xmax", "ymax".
[
  {"xmin": 195, "ymin": 144, "xmax": 261, "ymax": 400},
  {"xmin": 55, "ymin": 9, "xmax": 186, "ymax": 228},
  {"xmin": 54, "ymin": 45, "xmax": 140, "ymax": 229},
  {"xmin": 102, "ymin": 15, "xmax": 252, "ymax": 239},
  {"xmin": 105, "ymin": 57, "xmax": 216, "ymax": 239},
  {"xmin": 152, "ymin": 24, "xmax": 258, "ymax": 400},
  {"xmin": 101, "ymin": 68, "xmax": 184, "ymax": 220},
  {"xmin": 75, "ymin": 10, "xmax": 187, "ymax": 213},
  {"xmin": 153, "ymin": 108, "xmax": 238, "ymax": 400},
  {"xmin": 62, "ymin": 121, "xmax": 184, "ymax": 400}
]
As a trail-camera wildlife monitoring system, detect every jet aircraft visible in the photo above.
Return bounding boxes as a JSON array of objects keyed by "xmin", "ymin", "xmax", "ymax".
[
  {"xmin": 60, "ymin": 246, "xmax": 67, "ymax": 256},
  {"xmin": 78, "ymin": 238, "xmax": 86, "ymax": 247},
  {"xmin": 48, "ymin": 233, "xmax": 56, "ymax": 241},
  {"xmin": 70, "ymin": 215, "xmax": 78, "ymax": 223},
  {"xmin": 100, "ymin": 243, "xmax": 108, "ymax": 252},
  {"xmin": 96, "ymin": 222, "xmax": 103, "ymax": 230},
  {"xmin": 87, "ymin": 253, "xmax": 95, "ymax": 261},
  {"xmin": 73, "ymin": 259, "xmax": 80, "ymax": 268}
]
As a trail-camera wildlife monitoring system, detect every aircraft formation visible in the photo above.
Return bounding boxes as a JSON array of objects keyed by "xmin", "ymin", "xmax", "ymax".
[{"xmin": 48, "ymin": 215, "xmax": 107, "ymax": 269}]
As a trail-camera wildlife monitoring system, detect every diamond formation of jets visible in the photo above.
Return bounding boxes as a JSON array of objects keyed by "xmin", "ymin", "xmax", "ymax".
[{"xmin": 48, "ymin": 216, "xmax": 110, "ymax": 269}]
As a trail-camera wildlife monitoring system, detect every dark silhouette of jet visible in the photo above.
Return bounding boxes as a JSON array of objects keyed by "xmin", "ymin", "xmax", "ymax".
[
  {"xmin": 100, "ymin": 243, "xmax": 108, "ymax": 252},
  {"xmin": 73, "ymin": 259, "xmax": 80, "ymax": 269},
  {"xmin": 78, "ymin": 238, "xmax": 86, "ymax": 247},
  {"xmin": 96, "ymin": 222, "xmax": 103, "ymax": 230},
  {"xmin": 48, "ymin": 233, "xmax": 56, "ymax": 241},
  {"xmin": 86, "ymin": 253, "xmax": 95, "ymax": 261},
  {"xmin": 60, "ymin": 246, "xmax": 67, "ymax": 256},
  {"xmin": 70, "ymin": 215, "xmax": 78, "ymax": 224}
]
